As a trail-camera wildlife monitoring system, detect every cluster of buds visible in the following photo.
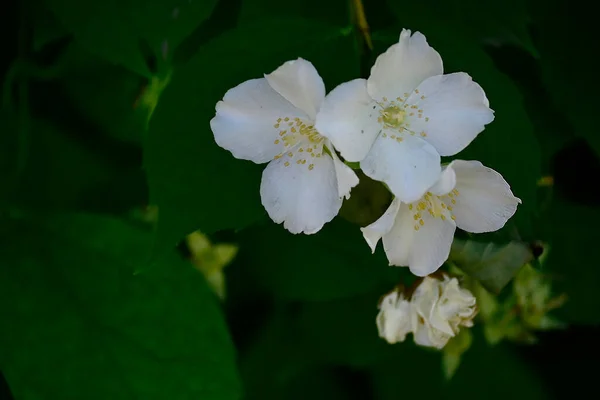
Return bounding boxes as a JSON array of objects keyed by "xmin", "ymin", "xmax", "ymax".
[{"xmin": 376, "ymin": 273, "xmax": 478, "ymax": 349}]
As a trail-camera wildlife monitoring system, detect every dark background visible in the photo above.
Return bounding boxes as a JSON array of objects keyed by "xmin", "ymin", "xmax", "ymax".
[{"xmin": 2, "ymin": 0, "xmax": 599, "ymax": 399}]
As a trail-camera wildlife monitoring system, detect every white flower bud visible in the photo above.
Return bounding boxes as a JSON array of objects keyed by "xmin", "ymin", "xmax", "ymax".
[
  {"xmin": 411, "ymin": 276, "xmax": 477, "ymax": 349},
  {"xmin": 376, "ymin": 290, "xmax": 413, "ymax": 344}
]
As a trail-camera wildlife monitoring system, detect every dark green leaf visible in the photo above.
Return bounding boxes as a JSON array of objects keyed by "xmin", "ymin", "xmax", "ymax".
[
  {"xmin": 238, "ymin": 0, "xmax": 349, "ymax": 27},
  {"xmin": 413, "ymin": 0, "xmax": 537, "ymax": 56},
  {"xmin": 45, "ymin": 0, "xmax": 219, "ymax": 75},
  {"xmin": 369, "ymin": 332, "xmax": 548, "ymax": 400},
  {"xmin": 145, "ymin": 18, "xmax": 359, "ymax": 253},
  {"xmin": 543, "ymin": 196, "xmax": 600, "ymax": 324},
  {"xmin": 0, "ymin": 212, "xmax": 240, "ymax": 399},
  {"xmin": 8, "ymin": 118, "xmax": 143, "ymax": 214},
  {"xmin": 0, "ymin": 109, "xmax": 19, "ymax": 211},
  {"xmin": 58, "ymin": 43, "xmax": 147, "ymax": 145},
  {"xmin": 449, "ymin": 239, "xmax": 534, "ymax": 293},
  {"xmin": 237, "ymin": 218, "xmax": 402, "ymax": 301},
  {"xmin": 532, "ymin": 0, "xmax": 600, "ymax": 158}
]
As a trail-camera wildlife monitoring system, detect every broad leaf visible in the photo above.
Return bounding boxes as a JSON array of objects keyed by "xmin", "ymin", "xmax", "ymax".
[
  {"xmin": 236, "ymin": 218, "xmax": 401, "ymax": 301},
  {"xmin": 0, "ymin": 212, "xmax": 240, "ymax": 399},
  {"xmin": 449, "ymin": 239, "xmax": 534, "ymax": 293},
  {"xmin": 45, "ymin": 0, "xmax": 219, "ymax": 75}
]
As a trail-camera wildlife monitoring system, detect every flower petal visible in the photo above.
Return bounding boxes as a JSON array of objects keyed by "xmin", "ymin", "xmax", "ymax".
[
  {"xmin": 367, "ymin": 29, "xmax": 443, "ymax": 101},
  {"xmin": 406, "ymin": 72, "xmax": 494, "ymax": 156},
  {"xmin": 265, "ymin": 58, "xmax": 325, "ymax": 120},
  {"xmin": 429, "ymin": 165, "xmax": 456, "ymax": 196},
  {"xmin": 361, "ymin": 197, "xmax": 401, "ymax": 253},
  {"xmin": 329, "ymin": 145, "xmax": 359, "ymax": 199},
  {"xmin": 260, "ymin": 152, "xmax": 341, "ymax": 234},
  {"xmin": 443, "ymin": 160, "xmax": 520, "ymax": 233},
  {"xmin": 377, "ymin": 291, "xmax": 413, "ymax": 344},
  {"xmin": 360, "ymin": 132, "xmax": 441, "ymax": 203},
  {"xmin": 315, "ymin": 79, "xmax": 381, "ymax": 162},
  {"xmin": 382, "ymin": 202, "xmax": 456, "ymax": 276},
  {"xmin": 211, "ymin": 78, "xmax": 307, "ymax": 163}
]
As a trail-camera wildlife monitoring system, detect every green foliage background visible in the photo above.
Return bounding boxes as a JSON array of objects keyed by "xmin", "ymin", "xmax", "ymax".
[{"xmin": 1, "ymin": 0, "xmax": 598, "ymax": 398}]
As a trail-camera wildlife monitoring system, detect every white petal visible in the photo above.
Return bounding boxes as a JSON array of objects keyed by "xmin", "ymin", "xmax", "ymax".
[
  {"xmin": 443, "ymin": 160, "xmax": 520, "ymax": 233},
  {"xmin": 380, "ymin": 202, "xmax": 414, "ymax": 267},
  {"xmin": 329, "ymin": 145, "xmax": 359, "ymax": 199},
  {"xmin": 360, "ymin": 132, "xmax": 441, "ymax": 203},
  {"xmin": 360, "ymin": 198, "xmax": 401, "ymax": 253},
  {"xmin": 265, "ymin": 58, "xmax": 325, "ymax": 120},
  {"xmin": 314, "ymin": 79, "xmax": 381, "ymax": 162},
  {"xmin": 382, "ymin": 202, "xmax": 456, "ymax": 276},
  {"xmin": 429, "ymin": 165, "xmax": 456, "ymax": 196},
  {"xmin": 260, "ymin": 152, "xmax": 341, "ymax": 234},
  {"xmin": 377, "ymin": 292, "xmax": 413, "ymax": 344},
  {"xmin": 367, "ymin": 29, "xmax": 443, "ymax": 101},
  {"xmin": 211, "ymin": 78, "xmax": 307, "ymax": 163},
  {"xmin": 405, "ymin": 73, "xmax": 494, "ymax": 156}
]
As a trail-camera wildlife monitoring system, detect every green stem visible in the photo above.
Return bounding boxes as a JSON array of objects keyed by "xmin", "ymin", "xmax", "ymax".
[{"xmin": 344, "ymin": 161, "xmax": 361, "ymax": 169}]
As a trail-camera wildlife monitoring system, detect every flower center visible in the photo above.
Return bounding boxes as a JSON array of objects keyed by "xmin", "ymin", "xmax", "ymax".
[
  {"xmin": 380, "ymin": 105, "xmax": 406, "ymax": 128},
  {"xmin": 408, "ymin": 190, "xmax": 460, "ymax": 231},
  {"xmin": 375, "ymin": 92, "xmax": 431, "ymax": 140},
  {"xmin": 272, "ymin": 116, "xmax": 325, "ymax": 171}
]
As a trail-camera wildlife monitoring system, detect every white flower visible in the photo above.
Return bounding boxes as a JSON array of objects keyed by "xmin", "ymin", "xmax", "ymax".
[
  {"xmin": 362, "ymin": 160, "xmax": 521, "ymax": 276},
  {"xmin": 376, "ymin": 290, "xmax": 413, "ymax": 344},
  {"xmin": 411, "ymin": 276, "xmax": 477, "ymax": 349},
  {"xmin": 315, "ymin": 29, "xmax": 494, "ymax": 203},
  {"xmin": 210, "ymin": 58, "xmax": 359, "ymax": 234}
]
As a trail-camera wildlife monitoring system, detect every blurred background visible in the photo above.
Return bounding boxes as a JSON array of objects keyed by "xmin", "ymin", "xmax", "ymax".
[{"xmin": 1, "ymin": 0, "xmax": 599, "ymax": 399}]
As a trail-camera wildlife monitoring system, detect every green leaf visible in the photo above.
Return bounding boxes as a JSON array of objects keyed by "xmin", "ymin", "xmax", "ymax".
[
  {"xmin": 238, "ymin": 0, "xmax": 349, "ymax": 27},
  {"xmin": 57, "ymin": 43, "xmax": 147, "ymax": 145},
  {"xmin": 293, "ymin": 292, "xmax": 396, "ymax": 367},
  {"xmin": 239, "ymin": 311, "xmax": 314, "ymax": 400},
  {"xmin": 237, "ymin": 218, "xmax": 401, "ymax": 301},
  {"xmin": 45, "ymin": 0, "xmax": 219, "ymax": 75},
  {"xmin": 145, "ymin": 18, "xmax": 359, "ymax": 253},
  {"xmin": 378, "ymin": 7, "xmax": 541, "ymax": 239},
  {"xmin": 543, "ymin": 196, "xmax": 600, "ymax": 324},
  {"xmin": 531, "ymin": 0, "xmax": 600, "ymax": 158},
  {"xmin": 416, "ymin": 0, "xmax": 537, "ymax": 56},
  {"xmin": 0, "ymin": 109, "xmax": 19, "ymax": 211},
  {"xmin": 449, "ymin": 239, "xmax": 534, "ymax": 294},
  {"xmin": 370, "ymin": 332, "xmax": 548, "ymax": 400},
  {"xmin": 7, "ymin": 117, "xmax": 143, "ymax": 214},
  {"xmin": 0, "ymin": 212, "xmax": 240, "ymax": 399}
]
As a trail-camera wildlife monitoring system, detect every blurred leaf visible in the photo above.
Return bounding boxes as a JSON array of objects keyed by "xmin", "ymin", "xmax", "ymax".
[
  {"xmin": 283, "ymin": 368, "xmax": 358, "ymax": 400},
  {"xmin": 441, "ymin": 328, "xmax": 472, "ymax": 380},
  {"xmin": 57, "ymin": 44, "xmax": 147, "ymax": 145},
  {"xmin": 237, "ymin": 218, "xmax": 401, "ymax": 301},
  {"xmin": 145, "ymin": 18, "xmax": 359, "ymax": 254},
  {"xmin": 45, "ymin": 0, "xmax": 219, "ymax": 75},
  {"xmin": 294, "ymin": 292, "xmax": 399, "ymax": 367},
  {"xmin": 238, "ymin": 0, "xmax": 348, "ymax": 26},
  {"xmin": 532, "ymin": 0, "xmax": 600, "ymax": 158},
  {"xmin": 240, "ymin": 306, "xmax": 372, "ymax": 400},
  {"xmin": 7, "ymin": 117, "xmax": 143, "ymax": 214},
  {"xmin": 0, "ymin": 109, "xmax": 19, "ymax": 211},
  {"xmin": 239, "ymin": 311, "xmax": 314, "ymax": 400},
  {"xmin": 339, "ymin": 171, "xmax": 392, "ymax": 227},
  {"xmin": 449, "ymin": 239, "xmax": 534, "ymax": 293},
  {"xmin": 377, "ymin": 8, "xmax": 541, "ymax": 239},
  {"xmin": 32, "ymin": 3, "xmax": 69, "ymax": 52},
  {"xmin": 370, "ymin": 333, "xmax": 547, "ymax": 400},
  {"xmin": 418, "ymin": 0, "xmax": 537, "ymax": 56},
  {"xmin": 543, "ymin": 196, "xmax": 600, "ymax": 324},
  {"xmin": 0, "ymin": 212, "xmax": 240, "ymax": 399}
]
